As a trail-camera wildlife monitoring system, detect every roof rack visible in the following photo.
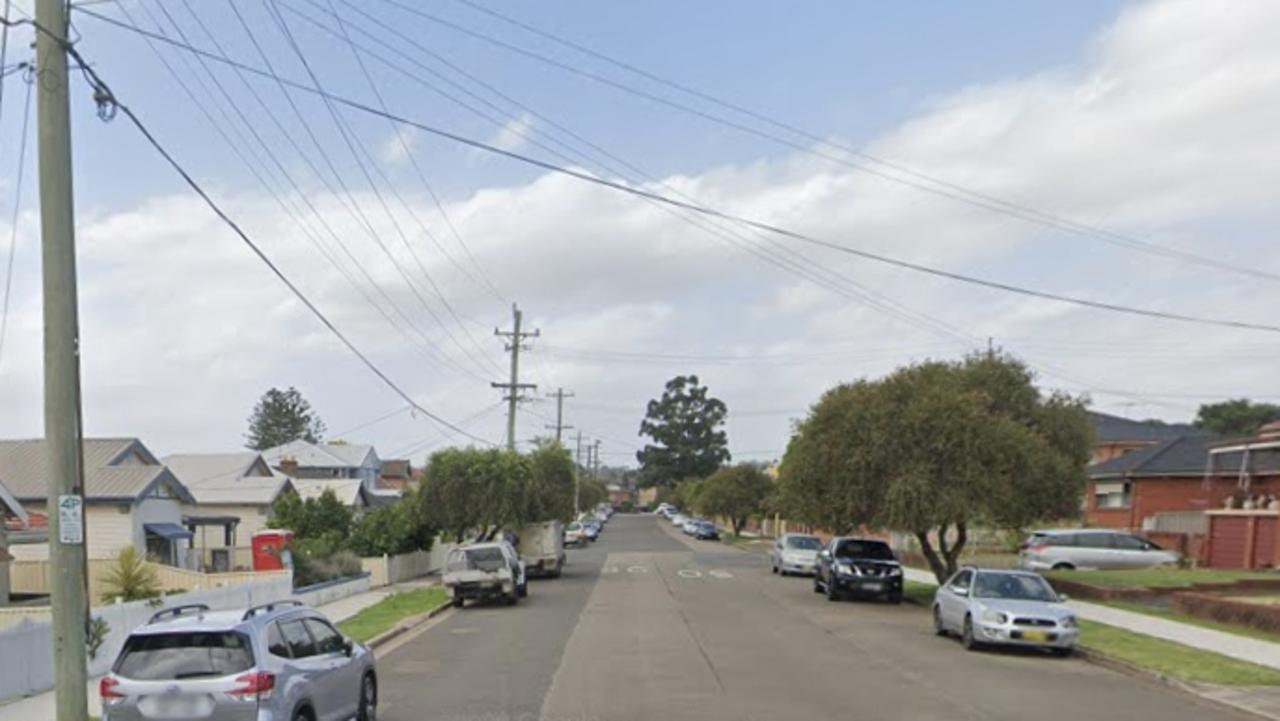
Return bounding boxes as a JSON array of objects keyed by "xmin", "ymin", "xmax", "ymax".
[
  {"xmin": 148, "ymin": 604, "xmax": 210, "ymax": 624},
  {"xmin": 242, "ymin": 600, "xmax": 305, "ymax": 621}
]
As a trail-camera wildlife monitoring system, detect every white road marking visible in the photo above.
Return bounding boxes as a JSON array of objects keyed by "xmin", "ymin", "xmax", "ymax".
[
  {"xmin": 677, "ymin": 569, "xmax": 702, "ymax": 579},
  {"xmin": 708, "ymin": 570, "xmax": 734, "ymax": 579},
  {"xmin": 627, "ymin": 565, "xmax": 649, "ymax": 574}
]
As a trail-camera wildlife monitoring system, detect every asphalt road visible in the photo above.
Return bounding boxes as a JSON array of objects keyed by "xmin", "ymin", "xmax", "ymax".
[{"xmin": 377, "ymin": 515, "xmax": 1250, "ymax": 721}]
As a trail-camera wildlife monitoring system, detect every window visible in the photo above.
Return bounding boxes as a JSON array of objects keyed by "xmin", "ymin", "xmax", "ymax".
[
  {"xmin": 949, "ymin": 570, "xmax": 973, "ymax": 591},
  {"xmin": 833, "ymin": 540, "xmax": 894, "ymax": 561},
  {"xmin": 267, "ymin": 624, "xmax": 291, "ymax": 658},
  {"xmin": 973, "ymin": 573, "xmax": 1058, "ymax": 602},
  {"xmin": 785, "ymin": 536, "xmax": 821, "ymax": 550},
  {"xmin": 1046, "ymin": 534, "xmax": 1077, "ymax": 547},
  {"xmin": 1110, "ymin": 534, "xmax": 1149, "ymax": 551},
  {"xmin": 1076, "ymin": 532, "xmax": 1117, "ymax": 549},
  {"xmin": 304, "ymin": 619, "xmax": 345, "ymax": 655},
  {"xmin": 278, "ymin": 620, "xmax": 317, "ymax": 659},
  {"xmin": 115, "ymin": 632, "xmax": 254, "ymax": 680},
  {"xmin": 1094, "ymin": 481, "xmax": 1130, "ymax": 509}
]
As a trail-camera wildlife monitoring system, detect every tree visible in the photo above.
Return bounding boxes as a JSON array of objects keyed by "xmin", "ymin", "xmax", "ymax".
[
  {"xmin": 778, "ymin": 353, "xmax": 1091, "ymax": 583},
  {"xmin": 245, "ymin": 386, "xmax": 326, "ymax": 450},
  {"xmin": 267, "ymin": 487, "xmax": 352, "ymax": 544},
  {"xmin": 1195, "ymin": 399, "xmax": 1280, "ymax": 437},
  {"xmin": 421, "ymin": 448, "xmax": 530, "ymax": 542},
  {"xmin": 526, "ymin": 442, "xmax": 576, "ymax": 523},
  {"xmin": 695, "ymin": 464, "xmax": 772, "ymax": 535},
  {"xmin": 636, "ymin": 375, "xmax": 730, "ymax": 486},
  {"xmin": 100, "ymin": 547, "xmax": 161, "ymax": 603},
  {"xmin": 347, "ymin": 487, "xmax": 436, "ymax": 557}
]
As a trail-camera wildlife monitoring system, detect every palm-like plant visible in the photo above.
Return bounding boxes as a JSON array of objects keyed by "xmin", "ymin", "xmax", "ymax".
[{"xmin": 100, "ymin": 546, "xmax": 161, "ymax": 603}]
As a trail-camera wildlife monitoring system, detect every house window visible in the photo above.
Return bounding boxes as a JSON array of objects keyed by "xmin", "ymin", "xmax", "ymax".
[{"xmin": 1094, "ymin": 481, "xmax": 1131, "ymax": 509}]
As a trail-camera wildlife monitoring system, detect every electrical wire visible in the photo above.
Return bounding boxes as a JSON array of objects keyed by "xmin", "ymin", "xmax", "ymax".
[
  {"xmin": 428, "ymin": 0, "xmax": 1279, "ymax": 285},
  {"xmin": 0, "ymin": 70, "xmax": 30, "ymax": 371},
  {"xmin": 329, "ymin": 404, "xmax": 412, "ymax": 438},
  {"xmin": 15, "ymin": 15, "xmax": 498, "ymax": 446}
]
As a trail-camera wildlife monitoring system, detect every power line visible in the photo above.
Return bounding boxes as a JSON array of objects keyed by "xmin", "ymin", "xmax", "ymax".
[
  {"xmin": 26, "ymin": 22, "xmax": 497, "ymax": 446},
  {"xmin": 0, "ymin": 69, "xmax": 30, "ymax": 371},
  {"xmin": 329, "ymin": 404, "xmax": 412, "ymax": 438},
  {"xmin": 432, "ymin": 0, "xmax": 1278, "ymax": 285}
]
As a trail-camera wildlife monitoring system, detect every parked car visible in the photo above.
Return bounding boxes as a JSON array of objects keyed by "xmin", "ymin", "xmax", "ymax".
[
  {"xmin": 1019, "ymin": 528, "xmax": 1180, "ymax": 571},
  {"xmin": 682, "ymin": 519, "xmax": 701, "ymax": 535},
  {"xmin": 443, "ymin": 541, "xmax": 527, "ymax": 607},
  {"xmin": 814, "ymin": 537, "xmax": 903, "ymax": 603},
  {"xmin": 932, "ymin": 567, "xmax": 1078, "ymax": 656},
  {"xmin": 564, "ymin": 521, "xmax": 586, "ymax": 546},
  {"xmin": 100, "ymin": 600, "xmax": 376, "ymax": 721},
  {"xmin": 693, "ymin": 521, "xmax": 720, "ymax": 540},
  {"xmin": 583, "ymin": 521, "xmax": 602, "ymax": 542},
  {"xmin": 670, "ymin": 513, "xmax": 688, "ymax": 527},
  {"xmin": 771, "ymin": 533, "xmax": 822, "ymax": 576},
  {"xmin": 518, "ymin": 521, "xmax": 566, "ymax": 577}
]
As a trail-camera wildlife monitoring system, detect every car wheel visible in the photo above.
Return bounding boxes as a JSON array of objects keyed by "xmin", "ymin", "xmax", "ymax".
[
  {"xmin": 886, "ymin": 590, "xmax": 902, "ymax": 605},
  {"xmin": 962, "ymin": 615, "xmax": 982, "ymax": 651},
  {"xmin": 1051, "ymin": 563, "xmax": 1075, "ymax": 571},
  {"xmin": 933, "ymin": 606, "xmax": 948, "ymax": 636},
  {"xmin": 826, "ymin": 578, "xmax": 841, "ymax": 602},
  {"xmin": 357, "ymin": 673, "xmax": 377, "ymax": 721},
  {"xmin": 518, "ymin": 581, "xmax": 528, "ymax": 598},
  {"xmin": 813, "ymin": 576, "xmax": 823, "ymax": 594},
  {"xmin": 771, "ymin": 562, "xmax": 778, "ymax": 574},
  {"xmin": 451, "ymin": 594, "xmax": 464, "ymax": 608},
  {"xmin": 293, "ymin": 707, "xmax": 313, "ymax": 721}
]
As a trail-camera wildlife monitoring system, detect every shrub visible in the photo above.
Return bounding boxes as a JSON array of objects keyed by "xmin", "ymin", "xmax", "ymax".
[
  {"xmin": 293, "ymin": 547, "xmax": 363, "ymax": 588},
  {"xmin": 100, "ymin": 547, "xmax": 162, "ymax": 603}
]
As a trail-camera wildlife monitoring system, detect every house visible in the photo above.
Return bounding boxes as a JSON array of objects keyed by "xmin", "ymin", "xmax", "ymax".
[
  {"xmin": 1089, "ymin": 411, "xmax": 1196, "ymax": 464},
  {"xmin": 292, "ymin": 478, "xmax": 370, "ymax": 510},
  {"xmin": 262, "ymin": 440, "xmax": 381, "ymax": 492},
  {"xmin": 0, "ymin": 479, "xmax": 27, "ymax": 606},
  {"xmin": 377, "ymin": 459, "xmax": 414, "ymax": 492},
  {"xmin": 162, "ymin": 452, "xmax": 296, "ymax": 571},
  {"xmin": 0, "ymin": 438, "xmax": 196, "ymax": 565},
  {"xmin": 1086, "ymin": 430, "xmax": 1280, "ymax": 532}
]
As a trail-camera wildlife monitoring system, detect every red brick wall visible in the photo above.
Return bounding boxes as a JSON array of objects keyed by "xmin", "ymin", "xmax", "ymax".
[{"xmin": 1085, "ymin": 474, "xmax": 1280, "ymax": 530}]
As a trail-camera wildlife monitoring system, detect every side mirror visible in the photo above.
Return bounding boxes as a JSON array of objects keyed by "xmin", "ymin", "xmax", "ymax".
[
  {"xmin": 818, "ymin": 550, "xmax": 831, "ymax": 560},
  {"xmin": 343, "ymin": 638, "xmax": 355, "ymax": 657},
  {"xmin": 952, "ymin": 586, "xmax": 969, "ymax": 597},
  {"xmin": 1058, "ymin": 593, "xmax": 1070, "ymax": 602}
]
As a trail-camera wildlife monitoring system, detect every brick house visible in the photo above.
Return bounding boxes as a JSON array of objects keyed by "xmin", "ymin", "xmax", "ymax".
[{"xmin": 1088, "ymin": 411, "xmax": 1196, "ymax": 465}]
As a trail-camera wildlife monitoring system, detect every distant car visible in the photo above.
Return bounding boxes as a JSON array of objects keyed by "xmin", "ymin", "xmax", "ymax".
[
  {"xmin": 1019, "ymin": 529, "xmax": 1180, "ymax": 571},
  {"xmin": 100, "ymin": 600, "xmax": 376, "ymax": 721},
  {"xmin": 564, "ymin": 521, "xmax": 586, "ymax": 546},
  {"xmin": 583, "ymin": 521, "xmax": 601, "ymax": 542},
  {"xmin": 670, "ymin": 513, "xmax": 688, "ymax": 527},
  {"xmin": 814, "ymin": 537, "xmax": 903, "ymax": 603},
  {"xmin": 443, "ymin": 542, "xmax": 527, "ymax": 607},
  {"xmin": 693, "ymin": 521, "xmax": 720, "ymax": 540},
  {"xmin": 771, "ymin": 533, "xmax": 822, "ymax": 576},
  {"xmin": 932, "ymin": 567, "xmax": 1078, "ymax": 656},
  {"xmin": 682, "ymin": 519, "xmax": 701, "ymax": 535}
]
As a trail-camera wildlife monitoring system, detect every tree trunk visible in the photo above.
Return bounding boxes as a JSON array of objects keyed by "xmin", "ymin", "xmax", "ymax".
[
  {"xmin": 915, "ymin": 528, "xmax": 949, "ymax": 584},
  {"xmin": 732, "ymin": 517, "xmax": 745, "ymax": 536},
  {"xmin": 942, "ymin": 522, "xmax": 968, "ymax": 576}
]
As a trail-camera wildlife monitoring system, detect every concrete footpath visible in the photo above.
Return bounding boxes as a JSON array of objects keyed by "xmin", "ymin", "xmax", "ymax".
[
  {"xmin": 902, "ymin": 567, "xmax": 1280, "ymax": 671},
  {"xmin": 0, "ymin": 577, "xmax": 437, "ymax": 721}
]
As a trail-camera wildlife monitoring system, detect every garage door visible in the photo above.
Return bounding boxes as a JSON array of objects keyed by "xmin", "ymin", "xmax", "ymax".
[{"xmin": 1209, "ymin": 516, "xmax": 1248, "ymax": 568}]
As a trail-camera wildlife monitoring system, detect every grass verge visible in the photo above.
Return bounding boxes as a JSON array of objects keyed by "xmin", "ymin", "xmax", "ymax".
[
  {"xmin": 1100, "ymin": 600, "xmax": 1280, "ymax": 645},
  {"xmin": 903, "ymin": 580, "xmax": 937, "ymax": 606},
  {"xmin": 1048, "ymin": 568, "xmax": 1276, "ymax": 589},
  {"xmin": 337, "ymin": 587, "xmax": 450, "ymax": 643},
  {"xmin": 1077, "ymin": 619, "xmax": 1280, "ymax": 686}
]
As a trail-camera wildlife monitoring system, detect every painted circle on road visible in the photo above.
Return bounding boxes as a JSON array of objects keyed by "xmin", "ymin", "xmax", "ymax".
[
  {"xmin": 708, "ymin": 570, "xmax": 734, "ymax": 579},
  {"xmin": 602, "ymin": 566, "xmax": 619, "ymax": 574},
  {"xmin": 627, "ymin": 565, "xmax": 649, "ymax": 574},
  {"xmin": 677, "ymin": 569, "xmax": 702, "ymax": 579}
]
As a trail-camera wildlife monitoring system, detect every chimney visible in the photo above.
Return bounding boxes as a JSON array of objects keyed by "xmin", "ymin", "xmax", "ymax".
[{"xmin": 279, "ymin": 456, "xmax": 299, "ymax": 478}]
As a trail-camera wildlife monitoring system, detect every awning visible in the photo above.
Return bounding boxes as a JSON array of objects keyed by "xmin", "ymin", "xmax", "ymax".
[
  {"xmin": 1093, "ymin": 481, "xmax": 1127, "ymax": 495},
  {"xmin": 144, "ymin": 522, "xmax": 194, "ymax": 541}
]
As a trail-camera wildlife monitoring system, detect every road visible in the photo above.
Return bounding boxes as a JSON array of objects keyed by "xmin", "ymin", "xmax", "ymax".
[{"xmin": 376, "ymin": 515, "xmax": 1249, "ymax": 721}]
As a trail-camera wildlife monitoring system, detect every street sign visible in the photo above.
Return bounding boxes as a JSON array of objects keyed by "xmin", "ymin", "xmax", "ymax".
[{"xmin": 58, "ymin": 495, "xmax": 83, "ymax": 544}]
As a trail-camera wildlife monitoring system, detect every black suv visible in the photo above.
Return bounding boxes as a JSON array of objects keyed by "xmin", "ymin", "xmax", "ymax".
[{"xmin": 814, "ymin": 537, "xmax": 903, "ymax": 603}]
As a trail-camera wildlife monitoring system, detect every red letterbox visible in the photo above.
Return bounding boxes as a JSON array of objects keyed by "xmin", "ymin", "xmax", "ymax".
[{"xmin": 252, "ymin": 530, "xmax": 294, "ymax": 572}]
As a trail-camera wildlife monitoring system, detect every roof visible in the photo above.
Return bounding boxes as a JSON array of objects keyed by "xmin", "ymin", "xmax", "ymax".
[
  {"xmin": 1089, "ymin": 412, "xmax": 1196, "ymax": 444},
  {"xmin": 261, "ymin": 440, "xmax": 376, "ymax": 470},
  {"xmin": 293, "ymin": 479, "xmax": 367, "ymax": 507},
  {"xmin": 1084, "ymin": 433, "xmax": 1280, "ymax": 478},
  {"xmin": 380, "ymin": 459, "xmax": 411, "ymax": 479},
  {"xmin": 162, "ymin": 452, "xmax": 291, "ymax": 506},
  {"xmin": 0, "ymin": 438, "xmax": 195, "ymax": 503},
  {"xmin": 365, "ymin": 489, "xmax": 402, "ymax": 508},
  {"xmin": 0, "ymin": 478, "xmax": 26, "ymax": 525}
]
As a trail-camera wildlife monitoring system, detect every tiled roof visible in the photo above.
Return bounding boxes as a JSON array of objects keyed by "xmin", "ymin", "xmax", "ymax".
[
  {"xmin": 293, "ymin": 479, "xmax": 367, "ymax": 507},
  {"xmin": 1090, "ymin": 412, "xmax": 1196, "ymax": 444},
  {"xmin": 1089, "ymin": 433, "xmax": 1280, "ymax": 478},
  {"xmin": 261, "ymin": 440, "xmax": 375, "ymax": 470},
  {"xmin": 0, "ymin": 438, "xmax": 193, "ymax": 502},
  {"xmin": 162, "ymin": 452, "xmax": 290, "ymax": 506}
]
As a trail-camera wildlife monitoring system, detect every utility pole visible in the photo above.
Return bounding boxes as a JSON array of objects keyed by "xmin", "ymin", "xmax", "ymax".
[
  {"xmin": 545, "ymin": 387, "xmax": 574, "ymax": 443},
  {"xmin": 35, "ymin": 1, "xmax": 90, "ymax": 718},
  {"xmin": 593, "ymin": 439, "xmax": 602, "ymax": 481},
  {"xmin": 574, "ymin": 430, "xmax": 584, "ymax": 516},
  {"xmin": 491, "ymin": 303, "xmax": 538, "ymax": 451}
]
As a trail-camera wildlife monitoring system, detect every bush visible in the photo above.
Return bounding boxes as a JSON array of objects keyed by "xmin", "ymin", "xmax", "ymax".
[
  {"xmin": 100, "ymin": 547, "xmax": 162, "ymax": 603},
  {"xmin": 292, "ymin": 548, "xmax": 363, "ymax": 588}
]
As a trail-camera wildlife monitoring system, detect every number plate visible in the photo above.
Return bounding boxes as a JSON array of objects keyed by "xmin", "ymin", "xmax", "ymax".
[
  {"xmin": 140, "ymin": 693, "xmax": 211, "ymax": 718},
  {"xmin": 1022, "ymin": 630, "xmax": 1049, "ymax": 643},
  {"xmin": 862, "ymin": 582, "xmax": 883, "ymax": 592}
]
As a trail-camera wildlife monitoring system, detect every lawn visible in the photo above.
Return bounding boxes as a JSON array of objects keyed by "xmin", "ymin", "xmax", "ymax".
[
  {"xmin": 1049, "ymin": 568, "xmax": 1276, "ymax": 589},
  {"xmin": 902, "ymin": 580, "xmax": 937, "ymax": 606},
  {"xmin": 1077, "ymin": 620, "xmax": 1280, "ymax": 686},
  {"xmin": 337, "ymin": 587, "xmax": 450, "ymax": 643}
]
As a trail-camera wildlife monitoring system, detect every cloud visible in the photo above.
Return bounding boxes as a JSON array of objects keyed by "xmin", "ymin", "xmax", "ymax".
[
  {"xmin": 379, "ymin": 125, "xmax": 420, "ymax": 166},
  {"xmin": 3, "ymin": 0, "xmax": 1280, "ymax": 463},
  {"xmin": 486, "ymin": 112, "xmax": 536, "ymax": 153}
]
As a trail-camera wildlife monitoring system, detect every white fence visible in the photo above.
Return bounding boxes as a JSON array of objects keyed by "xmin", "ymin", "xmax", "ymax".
[
  {"xmin": 0, "ymin": 575, "xmax": 294, "ymax": 702},
  {"xmin": 360, "ymin": 541, "xmax": 458, "ymax": 588}
]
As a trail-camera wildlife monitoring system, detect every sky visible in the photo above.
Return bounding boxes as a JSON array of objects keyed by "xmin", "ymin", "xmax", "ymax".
[{"xmin": 1, "ymin": 0, "xmax": 1278, "ymax": 468}]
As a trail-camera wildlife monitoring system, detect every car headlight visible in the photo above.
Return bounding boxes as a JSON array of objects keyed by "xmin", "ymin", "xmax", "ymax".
[
  {"xmin": 981, "ymin": 608, "xmax": 1008, "ymax": 624},
  {"xmin": 887, "ymin": 566, "xmax": 902, "ymax": 576},
  {"xmin": 1060, "ymin": 615, "xmax": 1078, "ymax": 629},
  {"xmin": 836, "ymin": 562, "xmax": 855, "ymax": 576}
]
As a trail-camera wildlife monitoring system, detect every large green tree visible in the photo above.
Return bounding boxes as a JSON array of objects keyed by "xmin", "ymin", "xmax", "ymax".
[
  {"xmin": 1195, "ymin": 399, "xmax": 1280, "ymax": 437},
  {"xmin": 346, "ymin": 487, "xmax": 436, "ymax": 557},
  {"xmin": 245, "ymin": 386, "xmax": 326, "ymax": 450},
  {"xmin": 525, "ymin": 442, "xmax": 576, "ymax": 523},
  {"xmin": 636, "ymin": 375, "xmax": 730, "ymax": 486},
  {"xmin": 421, "ymin": 448, "xmax": 531, "ymax": 542},
  {"xmin": 779, "ymin": 353, "xmax": 1091, "ymax": 583},
  {"xmin": 695, "ymin": 464, "xmax": 772, "ymax": 535}
]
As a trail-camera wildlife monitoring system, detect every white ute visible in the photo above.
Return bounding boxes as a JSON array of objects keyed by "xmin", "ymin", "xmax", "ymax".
[
  {"xmin": 443, "ymin": 542, "xmax": 527, "ymax": 607},
  {"xmin": 517, "ymin": 520, "xmax": 567, "ymax": 578}
]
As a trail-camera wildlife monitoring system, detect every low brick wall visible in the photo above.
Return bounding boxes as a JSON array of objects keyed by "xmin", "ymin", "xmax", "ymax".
[
  {"xmin": 1045, "ymin": 576, "xmax": 1280, "ymax": 603},
  {"xmin": 1172, "ymin": 591, "xmax": 1280, "ymax": 635}
]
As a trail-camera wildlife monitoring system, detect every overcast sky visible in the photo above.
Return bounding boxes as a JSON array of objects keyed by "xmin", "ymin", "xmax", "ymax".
[{"xmin": 1, "ymin": 0, "xmax": 1278, "ymax": 467}]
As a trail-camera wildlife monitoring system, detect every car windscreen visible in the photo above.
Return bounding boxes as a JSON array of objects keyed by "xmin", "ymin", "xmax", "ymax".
[
  {"xmin": 785, "ymin": 536, "xmax": 821, "ymax": 550},
  {"xmin": 834, "ymin": 540, "xmax": 894, "ymax": 560},
  {"xmin": 115, "ymin": 632, "xmax": 254, "ymax": 680},
  {"xmin": 465, "ymin": 548, "xmax": 508, "ymax": 572},
  {"xmin": 973, "ymin": 573, "xmax": 1059, "ymax": 602}
]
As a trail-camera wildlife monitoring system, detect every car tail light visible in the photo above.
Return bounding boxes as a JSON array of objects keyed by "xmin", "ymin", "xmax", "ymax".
[
  {"xmin": 100, "ymin": 676, "xmax": 125, "ymax": 703},
  {"xmin": 229, "ymin": 671, "xmax": 275, "ymax": 701},
  {"xmin": 1025, "ymin": 544, "xmax": 1048, "ymax": 554}
]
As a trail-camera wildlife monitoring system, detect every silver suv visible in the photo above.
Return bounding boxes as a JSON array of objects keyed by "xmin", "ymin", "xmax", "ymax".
[
  {"xmin": 101, "ymin": 601, "xmax": 377, "ymax": 721},
  {"xmin": 1019, "ymin": 528, "xmax": 1180, "ymax": 571}
]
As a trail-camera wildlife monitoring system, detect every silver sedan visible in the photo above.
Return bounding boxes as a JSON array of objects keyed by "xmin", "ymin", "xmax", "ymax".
[
  {"xmin": 932, "ymin": 568, "xmax": 1079, "ymax": 656},
  {"xmin": 770, "ymin": 533, "xmax": 822, "ymax": 576}
]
